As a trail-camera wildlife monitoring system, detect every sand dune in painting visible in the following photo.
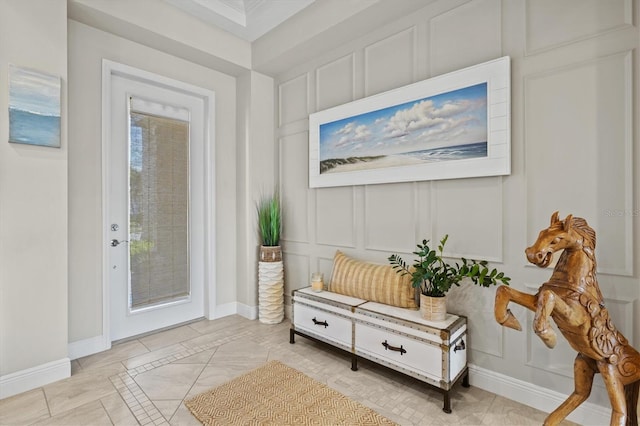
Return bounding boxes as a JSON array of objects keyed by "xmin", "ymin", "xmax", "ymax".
[
  {"xmin": 321, "ymin": 154, "xmax": 423, "ymax": 174},
  {"xmin": 321, "ymin": 141, "xmax": 487, "ymax": 174}
]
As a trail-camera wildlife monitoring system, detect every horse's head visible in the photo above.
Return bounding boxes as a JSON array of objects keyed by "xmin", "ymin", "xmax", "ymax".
[{"xmin": 525, "ymin": 211, "xmax": 585, "ymax": 268}]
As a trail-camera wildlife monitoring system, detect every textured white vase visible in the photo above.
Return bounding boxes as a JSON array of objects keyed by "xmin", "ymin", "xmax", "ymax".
[{"xmin": 258, "ymin": 261, "xmax": 284, "ymax": 324}]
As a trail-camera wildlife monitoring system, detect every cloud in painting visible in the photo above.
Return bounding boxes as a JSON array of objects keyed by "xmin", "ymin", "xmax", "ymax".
[
  {"xmin": 319, "ymin": 83, "xmax": 487, "ymax": 161},
  {"xmin": 9, "ymin": 66, "xmax": 60, "ymax": 117},
  {"xmin": 335, "ymin": 122, "xmax": 371, "ymax": 148}
]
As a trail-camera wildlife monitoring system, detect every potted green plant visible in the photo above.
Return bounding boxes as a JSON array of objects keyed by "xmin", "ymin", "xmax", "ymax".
[
  {"xmin": 389, "ymin": 235, "xmax": 510, "ymax": 321},
  {"xmin": 256, "ymin": 191, "xmax": 282, "ymax": 262},
  {"xmin": 256, "ymin": 191, "xmax": 284, "ymax": 324}
]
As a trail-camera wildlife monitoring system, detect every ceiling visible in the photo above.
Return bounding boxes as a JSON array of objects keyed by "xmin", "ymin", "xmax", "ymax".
[{"xmin": 163, "ymin": 0, "xmax": 316, "ymax": 42}]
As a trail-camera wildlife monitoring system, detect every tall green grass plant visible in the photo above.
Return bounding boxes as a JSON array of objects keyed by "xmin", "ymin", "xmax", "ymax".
[{"xmin": 257, "ymin": 192, "xmax": 281, "ymax": 246}]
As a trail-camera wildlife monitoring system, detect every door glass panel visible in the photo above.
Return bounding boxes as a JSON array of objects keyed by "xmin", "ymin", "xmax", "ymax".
[{"xmin": 129, "ymin": 110, "xmax": 190, "ymax": 310}]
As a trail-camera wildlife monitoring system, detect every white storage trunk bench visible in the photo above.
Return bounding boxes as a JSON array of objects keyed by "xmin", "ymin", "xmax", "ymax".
[{"xmin": 290, "ymin": 287, "xmax": 469, "ymax": 413}]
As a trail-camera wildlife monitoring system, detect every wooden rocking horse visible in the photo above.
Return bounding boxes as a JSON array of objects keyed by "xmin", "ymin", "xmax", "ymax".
[{"xmin": 494, "ymin": 212, "xmax": 640, "ymax": 426}]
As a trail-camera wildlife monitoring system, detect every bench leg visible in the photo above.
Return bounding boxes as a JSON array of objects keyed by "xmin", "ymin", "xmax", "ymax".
[
  {"xmin": 441, "ymin": 367, "xmax": 468, "ymax": 413},
  {"xmin": 289, "ymin": 329, "xmax": 295, "ymax": 344},
  {"xmin": 462, "ymin": 370, "xmax": 470, "ymax": 388},
  {"xmin": 443, "ymin": 390, "xmax": 451, "ymax": 413}
]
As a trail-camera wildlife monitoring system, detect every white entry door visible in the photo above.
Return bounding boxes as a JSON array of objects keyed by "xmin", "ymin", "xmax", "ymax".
[{"xmin": 106, "ymin": 65, "xmax": 211, "ymax": 341}]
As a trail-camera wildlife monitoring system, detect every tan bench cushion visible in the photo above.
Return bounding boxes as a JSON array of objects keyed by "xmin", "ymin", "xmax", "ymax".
[{"xmin": 328, "ymin": 251, "xmax": 417, "ymax": 309}]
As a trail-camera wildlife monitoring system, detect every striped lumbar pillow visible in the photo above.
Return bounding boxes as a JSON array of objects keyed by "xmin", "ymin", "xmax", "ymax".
[{"xmin": 329, "ymin": 250, "xmax": 418, "ymax": 309}]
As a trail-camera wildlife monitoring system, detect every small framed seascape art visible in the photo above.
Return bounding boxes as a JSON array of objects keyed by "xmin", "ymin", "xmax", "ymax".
[
  {"xmin": 8, "ymin": 65, "xmax": 61, "ymax": 148},
  {"xmin": 308, "ymin": 56, "xmax": 510, "ymax": 188}
]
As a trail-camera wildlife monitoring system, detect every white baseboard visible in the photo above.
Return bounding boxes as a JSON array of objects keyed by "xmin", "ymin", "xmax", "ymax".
[
  {"xmin": 236, "ymin": 303, "xmax": 258, "ymax": 320},
  {"xmin": 469, "ymin": 364, "xmax": 611, "ymax": 425},
  {"xmin": 0, "ymin": 358, "xmax": 70, "ymax": 399},
  {"xmin": 208, "ymin": 301, "xmax": 258, "ymax": 320},
  {"xmin": 207, "ymin": 302, "xmax": 235, "ymax": 319},
  {"xmin": 68, "ymin": 335, "xmax": 110, "ymax": 360}
]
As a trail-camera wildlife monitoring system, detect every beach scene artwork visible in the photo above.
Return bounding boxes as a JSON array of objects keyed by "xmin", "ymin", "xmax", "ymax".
[
  {"xmin": 9, "ymin": 65, "xmax": 61, "ymax": 148},
  {"xmin": 319, "ymin": 83, "xmax": 487, "ymax": 174}
]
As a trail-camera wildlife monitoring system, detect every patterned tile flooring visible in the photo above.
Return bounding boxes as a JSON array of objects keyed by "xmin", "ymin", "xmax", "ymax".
[{"xmin": 0, "ymin": 315, "xmax": 577, "ymax": 425}]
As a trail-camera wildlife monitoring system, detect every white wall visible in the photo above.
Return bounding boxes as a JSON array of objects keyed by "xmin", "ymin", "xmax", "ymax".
[
  {"xmin": 270, "ymin": 0, "xmax": 639, "ymax": 420},
  {"xmin": 67, "ymin": 20, "xmax": 238, "ymax": 344},
  {"xmin": 0, "ymin": 0, "xmax": 70, "ymax": 396},
  {"xmin": 236, "ymin": 71, "xmax": 276, "ymax": 314}
]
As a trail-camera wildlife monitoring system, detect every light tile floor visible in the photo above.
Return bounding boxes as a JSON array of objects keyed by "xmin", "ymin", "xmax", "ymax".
[{"xmin": 0, "ymin": 315, "xmax": 578, "ymax": 425}]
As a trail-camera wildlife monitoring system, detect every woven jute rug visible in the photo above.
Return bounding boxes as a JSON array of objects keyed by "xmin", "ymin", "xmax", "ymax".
[{"xmin": 185, "ymin": 360, "xmax": 396, "ymax": 425}]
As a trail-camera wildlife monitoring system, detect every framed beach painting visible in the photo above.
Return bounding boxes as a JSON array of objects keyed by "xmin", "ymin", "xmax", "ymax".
[
  {"xmin": 9, "ymin": 65, "xmax": 61, "ymax": 148},
  {"xmin": 309, "ymin": 56, "xmax": 510, "ymax": 188}
]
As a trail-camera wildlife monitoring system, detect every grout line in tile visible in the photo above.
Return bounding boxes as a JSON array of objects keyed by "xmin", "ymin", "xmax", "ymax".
[
  {"xmin": 40, "ymin": 386, "xmax": 53, "ymax": 421},
  {"xmin": 99, "ymin": 398, "xmax": 118, "ymax": 426},
  {"xmin": 106, "ymin": 328, "xmax": 255, "ymax": 426}
]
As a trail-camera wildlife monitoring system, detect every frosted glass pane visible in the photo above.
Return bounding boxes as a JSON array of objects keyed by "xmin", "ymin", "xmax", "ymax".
[{"xmin": 129, "ymin": 111, "xmax": 190, "ymax": 309}]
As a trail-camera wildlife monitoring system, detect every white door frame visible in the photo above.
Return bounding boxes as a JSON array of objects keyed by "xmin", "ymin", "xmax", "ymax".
[{"xmin": 101, "ymin": 59, "xmax": 216, "ymax": 349}]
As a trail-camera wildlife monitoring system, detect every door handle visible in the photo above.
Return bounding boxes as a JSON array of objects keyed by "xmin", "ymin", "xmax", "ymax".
[{"xmin": 110, "ymin": 239, "xmax": 128, "ymax": 247}]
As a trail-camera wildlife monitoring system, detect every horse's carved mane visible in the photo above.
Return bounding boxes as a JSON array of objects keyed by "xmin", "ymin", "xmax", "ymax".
[
  {"xmin": 569, "ymin": 217, "xmax": 596, "ymax": 250},
  {"xmin": 552, "ymin": 217, "xmax": 597, "ymax": 270}
]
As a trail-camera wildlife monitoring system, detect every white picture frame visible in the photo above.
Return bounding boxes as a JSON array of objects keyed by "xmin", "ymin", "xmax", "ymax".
[{"xmin": 309, "ymin": 56, "xmax": 510, "ymax": 188}]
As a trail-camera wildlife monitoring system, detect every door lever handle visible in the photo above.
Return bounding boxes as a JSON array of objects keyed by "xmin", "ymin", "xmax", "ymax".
[{"xmin": 110, "ymin": 239, "xmax": 128, "ymax": 247}]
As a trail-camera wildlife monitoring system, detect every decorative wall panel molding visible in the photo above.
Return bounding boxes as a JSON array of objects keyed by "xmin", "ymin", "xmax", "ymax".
[
  {"xmin": 282, "ymin": 252, "xmax": 309, "ymax": 303},
  {"xmin": 525, "ymin": 0, "xmax": 632, "ymax": 54},
  {"xmin": 364, "ymin": 27, "xmax": 417, "ymax": 96},
  {"xmin": 524, "ymin": 52, "xmax": 634, "ymax": 276},
  {"xmin": 364, "ymin": 183, "xmax": 417, "ymax": 253},
  {"xmin": 280, "ymin": 133, "xmax": 309, "ymax": 243},
  {"xmin": 316, "ymin": 54, "xmax": 356, "ymax": 112},
  {"xmin": 432, "ymin": 176, "xmax": 503, "ymax": 262},
  {"xmin": 429, "ymin": 0, "xmax": 502, "ymax": 76},
  {"xmin": 315, "ymin": 187, "xmax": 357, "ymax": 248},
  {"xmin": 279, "ymin": 74, "xmax": 308, "ymax": 126}
]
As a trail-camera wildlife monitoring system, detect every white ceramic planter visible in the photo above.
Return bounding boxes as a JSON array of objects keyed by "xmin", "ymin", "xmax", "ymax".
[{"xmin": 258, "ymin": 260, "xmax": 284, "ymax": 324}]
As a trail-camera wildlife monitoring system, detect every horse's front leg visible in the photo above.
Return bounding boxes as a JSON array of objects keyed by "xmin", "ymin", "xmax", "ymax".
[
  {"xmin": 533, "ymin": 289, "xmax": 559, "ymax": 348},
  {"xmin": 534, "ymin": 288, "xmax": 589, "ymax": 348},
  {"xmin": 494, "ymin": 285, "xmax": 537, "ymax": 331}
]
